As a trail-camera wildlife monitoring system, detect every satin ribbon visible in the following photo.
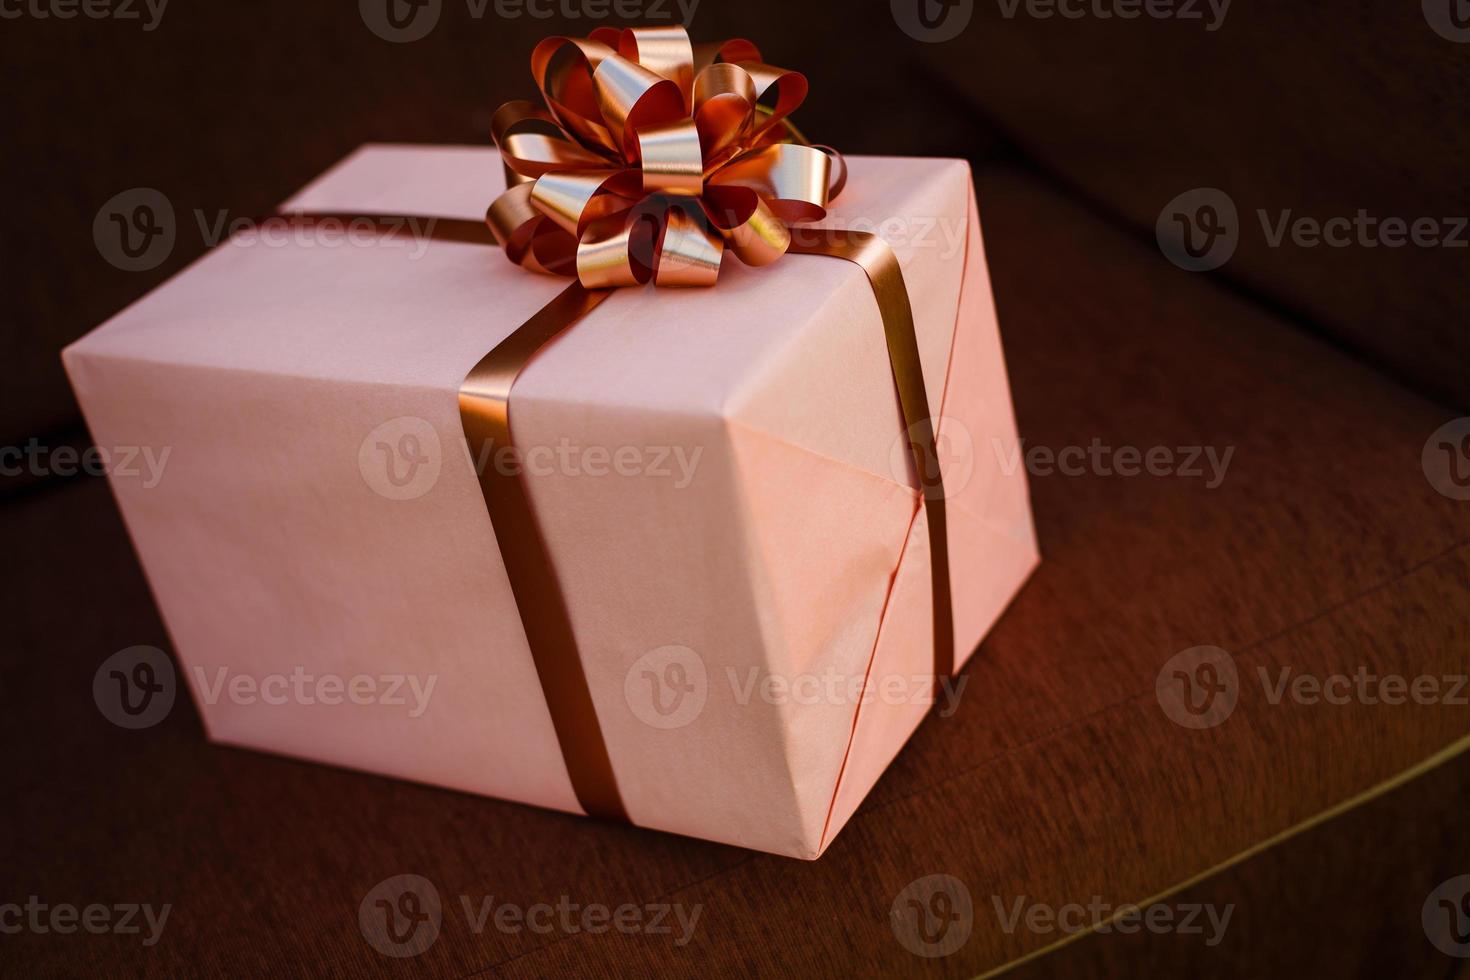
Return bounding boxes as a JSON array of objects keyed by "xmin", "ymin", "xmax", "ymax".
[
  {"xmin": 276, "ymin": 27, "xmax": 954, "ymax": 825},
  {"xmin": 485, "ymin": 25, "xmax": 847, "ymax": 290}
]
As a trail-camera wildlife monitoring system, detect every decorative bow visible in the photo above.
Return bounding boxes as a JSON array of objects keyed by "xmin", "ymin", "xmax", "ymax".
[{"xmin": 485, "ymin": 25, "xmax": 847, "ymax": 288}]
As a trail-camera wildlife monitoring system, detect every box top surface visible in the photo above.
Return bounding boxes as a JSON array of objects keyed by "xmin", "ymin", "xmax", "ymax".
[{"xmin": 70, "ymin": 145, "xmax": 970, "ymax": 416}]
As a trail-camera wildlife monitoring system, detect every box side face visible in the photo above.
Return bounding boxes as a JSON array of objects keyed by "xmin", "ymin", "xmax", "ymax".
[
  {"xmin": 506, "ymin": 397, "xmax": 813, "ymax": 855},
  {"xmin": 820, "ymin": 187, "xmax": 1040, "ymax": 852},
  {"xmin": 63, "ymin": 344, "xmax": 581, "ymax": 813},
  {"xmin": 509, "ymin": 260, "xmax": 935, "ymax": 854}
]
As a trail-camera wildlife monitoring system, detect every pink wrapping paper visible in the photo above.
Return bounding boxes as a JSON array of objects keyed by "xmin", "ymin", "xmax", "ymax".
[{"xmin": 64, "ymin": 145, "xmax": 1038, "ymax": 858}]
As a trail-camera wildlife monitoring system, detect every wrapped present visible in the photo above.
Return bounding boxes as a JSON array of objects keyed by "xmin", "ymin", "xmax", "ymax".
[{"xmin": 64, "ymin": 27, "xmax": 1037, "ymax": 858}]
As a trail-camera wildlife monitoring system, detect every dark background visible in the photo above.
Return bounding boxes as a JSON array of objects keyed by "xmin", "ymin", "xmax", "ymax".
[
  {"xmin": 4, "ymin": 0, "xmax": 1470, "ymax": 976},
  {"xmin": 6, "ymin": 0, "xmax": 1467, "ymax": 446}
]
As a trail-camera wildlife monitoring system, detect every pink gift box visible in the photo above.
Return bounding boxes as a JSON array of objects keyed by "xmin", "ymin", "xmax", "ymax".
[{"xmin": 64, "ymin": 144, "xmax": 1038, "ymax": 859}]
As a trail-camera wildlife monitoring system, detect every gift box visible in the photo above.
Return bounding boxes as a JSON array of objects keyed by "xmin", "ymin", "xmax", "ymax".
[
  {"xmin": 65, "ymin": 143, "xmax": 1036, "ymax": 858},
  {"xmin": 64, "ymin": 29, "xmax": 1037, "ymax": 859}
]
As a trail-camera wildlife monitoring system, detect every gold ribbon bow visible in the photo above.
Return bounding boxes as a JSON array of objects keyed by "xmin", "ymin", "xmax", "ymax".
[{"xmin": 485, "ymin": 25, "xmax": 847, "ymax": 288}]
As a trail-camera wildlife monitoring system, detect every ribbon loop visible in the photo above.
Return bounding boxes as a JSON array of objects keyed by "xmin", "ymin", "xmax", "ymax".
[
  {"xmin": 576, "ymin": 206, "xmax": 659, "ymax": 289},
  {"xmin": 616, "ymin": 26, "xmax": 696, "ymax": 109},
  {"xmin": 491, "ymin": 100, "xmax": 608, "ymax": 184},
  {"xmin": 531, "ymin": 36, "xmax": 621, "ymax": 156},
  {"xmin": 693, "ymin": 63, "xmax": 757, "ymax": 164},
  {"xmin": 654, "ymin": 203, "xmax": 724, "ymax": 286},
  {"xmin": 592, "ymin": 55, "xmax": 686, "ymax": 160},
  {"xmin": 637, "ymin": 119, "xmax": 705, "ymax": 197},
  {"xmin": 530, "ymin": 169, "xmax": 639, "ymax": 236},
  {"xmin": 692, "ymin": 37, "xmax": 762, "ymax": 73},
  {"xmin": 703, "ymin": 186, "xmax": 788, "ymax": 267},
  {"xmin": 732, "ymin": 62, "xmax": 808, "ymax": 141},
  {"xmin": 708, "ymin": 143, "xmax": 832, "ymax": 223}
]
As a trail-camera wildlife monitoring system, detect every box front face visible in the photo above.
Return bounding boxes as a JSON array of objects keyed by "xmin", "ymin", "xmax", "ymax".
[
  {"xmin": 65, "ymin": 145, "xmax": 1036, "ymax": 857},
  {"xmin": 62, "ymin": 348, "xmax": 587, "ymax": 814}
]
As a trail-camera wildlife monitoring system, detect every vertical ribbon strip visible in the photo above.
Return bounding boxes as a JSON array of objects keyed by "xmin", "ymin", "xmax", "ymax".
[
  {"xmin": 791, "ymin": 232, "xmax": 954, "ymax": 683},
  {"xmin": 457, "ymin": 281, "xmax": 627, "ymax": 822}
]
